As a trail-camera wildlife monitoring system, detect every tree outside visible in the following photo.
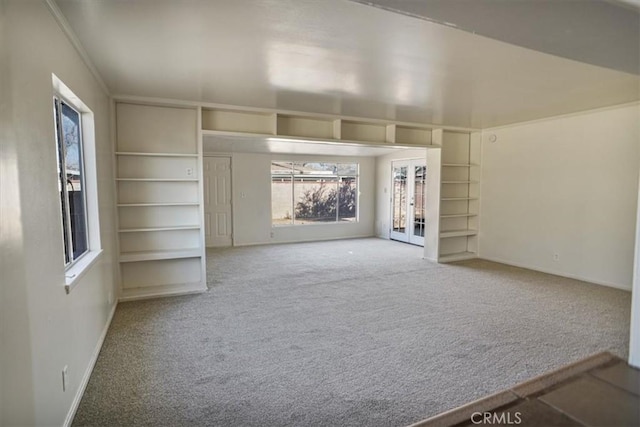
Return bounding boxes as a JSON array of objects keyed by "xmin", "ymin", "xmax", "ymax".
[{"xmin": 295, "ymin": 180, "xmax": 356, "ymax": 222}]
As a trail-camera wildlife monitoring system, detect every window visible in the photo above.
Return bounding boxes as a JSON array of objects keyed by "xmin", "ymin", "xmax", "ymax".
[
  {"xmin": 52, "ymin": 74, "xmax": 102, "ymax": 292},
  {"xmin": 271, "ymin": 161, "xmax": 358, "ymax": 225},
  {"xmin": 54, "ymin": 97, "xmax": 88, "ymax": 264}
]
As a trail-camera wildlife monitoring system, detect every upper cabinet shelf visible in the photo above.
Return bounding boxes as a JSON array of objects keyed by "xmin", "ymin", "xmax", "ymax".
[
  {"xmin": 394, "ymin": 125, "xmax": 432, "ymax": 145},
  {"xmin": 117, "ymin": 103, "xmax": 198, "ymax": 154},
  {"xmin": 277, "ymin": 115, "xmax": 336, "ymax": 139},
  {"xmin": 340, "ymin": 120, "xmax": 387, "ymax": 143},
  {"xmin": 202, "ymin": 108, "xmax": 276, "ymax": 135},
  {"xmin": 200, "ymin": 107, "xmax": 435, "ymax": 146}
]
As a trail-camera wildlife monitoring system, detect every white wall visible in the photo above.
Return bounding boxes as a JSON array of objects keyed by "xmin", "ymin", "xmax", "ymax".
[
  {"xmin": 630, "ymin": 170, "xmax": 640, "ymax": 367},
  {"xmin": 374, "ymin": 149, "xmax": 427, "ymax": 239},
  {"xmin": 479, "ymin": 103, "xmax": 640, "ymax": 290},
  {"xmin": 227, "ymin": 152, "xmax": 375, "ymax": 246},
  {"xmin": 1, "ymin": 1, "xmax": 117, "ymax": 425}
]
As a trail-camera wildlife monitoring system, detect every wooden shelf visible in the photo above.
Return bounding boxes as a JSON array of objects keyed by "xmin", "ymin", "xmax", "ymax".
[
  {"xmin": 116, "ymin": 178, "xmax": 198, "ymax": 182},
  {"xmin": 442, "ymin": 163, "xmax": 472, "ymax": 167},
  {"xmin": 439, "ymin": 251, "xmax": 477, "ymax": 262},
  {"xmin": 118, "ymin": 225, "xmax": 200, "ymax": 233},
  {"xmin": 440, "ymin": 213, "xmax": 478, "ymax": 218},
  {"xmin": 441, "ymin": 197, "xmax": 478, "ymax": 201},
  {"xmin": 440, "ymin": 230, "xmax": 478, "ymax": 238},
  {"xmin": 119, "ymin": 249, "xmax": 202, "ymax": 263},
  {"xmin": 116, "ymin": 152, "xmax": 198, "ymax": 157},
  {"xmin": 117, "ymin": 202, "xmax": 199, "ymax": 207}
]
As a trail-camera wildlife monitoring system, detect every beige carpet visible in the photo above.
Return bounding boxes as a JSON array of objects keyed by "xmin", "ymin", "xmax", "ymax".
[{"xmin": 73, "ymin": 238, "xmax": 631, "ymax": 426}]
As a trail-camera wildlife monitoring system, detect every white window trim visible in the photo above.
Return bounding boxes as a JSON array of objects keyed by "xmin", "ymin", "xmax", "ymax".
[
  {"xmin": 65, "ymin": 249, "xmax": 103, "ymax": 293},
  {"xmin": 53, "ymin": 74, "xmax": 102, "ymax": 294}
]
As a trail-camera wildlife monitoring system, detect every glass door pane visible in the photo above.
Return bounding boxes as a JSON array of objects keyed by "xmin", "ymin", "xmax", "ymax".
[
  {"xmin": 412, "ymin": 165, "xmax": 426, "ymax": 238},
  {"xmin": 392, "ymin": 166, "xmax": 407, "ymax": 234}
]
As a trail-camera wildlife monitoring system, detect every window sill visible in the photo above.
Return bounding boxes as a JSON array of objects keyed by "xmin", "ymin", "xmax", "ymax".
[{"xmin": 64, "ymin": 249, "xmax": 103, "ymax": 294}]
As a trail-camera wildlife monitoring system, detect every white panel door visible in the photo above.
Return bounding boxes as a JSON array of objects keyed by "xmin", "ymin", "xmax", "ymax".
[{"xmin": 203, "ymin": 156, "xmax": 232, "ymax": 247}]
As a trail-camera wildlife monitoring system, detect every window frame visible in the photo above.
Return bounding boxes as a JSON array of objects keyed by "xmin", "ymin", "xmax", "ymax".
[
  {"xmin": 54, "ymin": 96, "xmax": 90, "ymax": 268},
  {"xmin": 270, "ymin": 161, "xmax": 359, "ymax": 226},
  {"xmin": 52, "ymin": 75, "xmax": 103, "ymax": 293}
]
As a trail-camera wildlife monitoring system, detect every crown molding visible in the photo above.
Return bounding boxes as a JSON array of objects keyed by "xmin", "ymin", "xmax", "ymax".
[
  {"xmin": 45, "ymin": 0, "xmax": 110, "ymax": 96},
  {"xmin": 483, "ymin": 100, "xmax": 640, "ymax": 132}
]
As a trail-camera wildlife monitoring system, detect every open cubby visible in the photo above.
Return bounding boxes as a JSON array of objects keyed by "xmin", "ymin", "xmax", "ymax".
[
  {"xmin": 395, "ymin": 126, "xmax": 432, "ymax": 145},
  {"xmin": 276, "ymin": 115, "xmax": 335, "ymax": 139},
  {"xmin": 201, "ymin": 108, "xmax": 275, "ymax": 135},
  {"xmin": 340, "ymin": 121, "xmax": 387, "ymax": 143}
]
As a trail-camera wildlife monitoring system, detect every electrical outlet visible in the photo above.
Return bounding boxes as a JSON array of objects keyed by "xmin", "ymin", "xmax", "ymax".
[
  {"xmin": 108, "ymin": 290, "xmax": 113, "ymax": 305},
  {"xmin": 62, "ymin": 365, "xmax": 68, "ymax": 392},
  {"xmin": 241, "ymin": 192, "xmax": 246, "ymax": 199},
  {"xmin": 186, "ymin": 168, "xmax": 194, "ymax": 176},
  {"xmin": 270, "ymin": 231, "xmax": 274, "ymax": 238},
  {"xmin": 553, "ymin": 253, "xmax": 560, "ymax": 262}
]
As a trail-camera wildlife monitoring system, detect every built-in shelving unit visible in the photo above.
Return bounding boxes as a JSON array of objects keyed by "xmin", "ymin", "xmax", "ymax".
[
  {"xmin": 115, "ymin": 102, "xmax": 207, "ymax": 300},
  {"xmin": 437, "ymin": 131, "xmax": 481, "ymax": 262},
  {"xmin": 200, "ymin": 107, "xmax": 434, "ymax": 147},
  {"xmin": 112, "ymin": 97, "xmax": 479, "ymax": 281}
]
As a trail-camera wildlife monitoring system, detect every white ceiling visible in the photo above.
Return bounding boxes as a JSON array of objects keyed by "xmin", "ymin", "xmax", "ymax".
[
  {"xmin": 352, "ymin": 0, "xmax": 640, "ymax": 75},
  {"xmin": 55, "ymin": 0, "xmax": 639, "ymax": 129}
]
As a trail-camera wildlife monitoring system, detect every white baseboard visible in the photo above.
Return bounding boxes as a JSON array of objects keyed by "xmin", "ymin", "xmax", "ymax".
[
  {"xmin": 63, "ymin": 301, "xmax": 117, "ymax": 427},
  {"xmin": 479, "ymin": 255, "xmax": 632, "ymax": 292},
  {"xmin": 119, "ymin": 281, "xmax": 207, "ymax": 302}
]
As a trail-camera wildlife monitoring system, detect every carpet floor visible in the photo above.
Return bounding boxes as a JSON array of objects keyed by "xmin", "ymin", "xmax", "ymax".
[{"xmin": 73, "ymin": 238, "xmax": 631, "ymax": 427}]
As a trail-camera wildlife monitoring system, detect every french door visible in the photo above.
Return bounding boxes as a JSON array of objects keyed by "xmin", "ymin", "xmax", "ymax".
[{"xmin": 390, "ymin": 159, "xmax": 426, "ymax": 246}]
